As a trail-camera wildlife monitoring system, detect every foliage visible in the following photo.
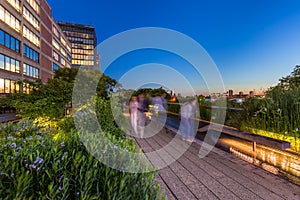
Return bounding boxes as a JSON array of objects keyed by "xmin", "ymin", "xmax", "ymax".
[
  {"xmin": 0, "ymin": 68, "xmax": 119, "ymax": 120},
  {"xmin": 0, "ymin": 97, "xmax": 165, "ymax": 199}
]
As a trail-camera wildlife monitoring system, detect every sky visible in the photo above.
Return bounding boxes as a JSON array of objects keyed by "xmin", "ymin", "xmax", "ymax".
[{"xmin": 48, "ymin": 0, "xmax": 300, "ymax": 95}]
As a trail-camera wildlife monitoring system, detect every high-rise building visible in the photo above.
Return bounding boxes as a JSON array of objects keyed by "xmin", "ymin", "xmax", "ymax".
[
  {"xmin": 56, "ymin": 22, "xmax": 99, "ymax": 68},
  {"xmin": 0, "ymin": 0, "xmax": 71, "ymax": 95}
]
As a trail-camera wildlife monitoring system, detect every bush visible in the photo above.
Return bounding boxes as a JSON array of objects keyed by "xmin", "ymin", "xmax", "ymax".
[
  {"xmin": 0, "ymin": 120, "xmax": 165, "ymax": 199},
  {"xmin": 0, "ymin": 96, "xmax": 165, "ymax": 199}
]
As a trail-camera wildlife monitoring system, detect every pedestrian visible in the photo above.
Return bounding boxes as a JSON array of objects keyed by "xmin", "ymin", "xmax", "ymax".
[
  {"xmin": 137, "ymin": 94, "xmax": 146, "ymax": 137},
  {"xmin": 180, "ymin": 99, "xmax": 197, "ymax": 142},
  {"xmin": 129, "ymin": 96, "xmax": 139, "ymax": 134}
]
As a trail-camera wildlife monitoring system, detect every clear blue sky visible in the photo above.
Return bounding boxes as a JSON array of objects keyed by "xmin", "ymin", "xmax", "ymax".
[{"xmin": 48, "ymin": 0, "xmax": 300, "ymax": 95}]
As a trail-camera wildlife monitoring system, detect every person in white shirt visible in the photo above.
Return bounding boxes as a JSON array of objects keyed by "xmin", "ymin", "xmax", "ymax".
[{"xmin": 129, "ymin": 96, "xmax": 139, "ymax": 134}]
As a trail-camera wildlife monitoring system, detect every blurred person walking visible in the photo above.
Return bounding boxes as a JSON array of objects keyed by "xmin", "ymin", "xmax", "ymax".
[
  {"xmin": 180, "ymin": 99, "xmax": 197, "ymax": 142},
  {"xmin": 129, "ymin": 96, "xmax": 139, "ymax": 134}
]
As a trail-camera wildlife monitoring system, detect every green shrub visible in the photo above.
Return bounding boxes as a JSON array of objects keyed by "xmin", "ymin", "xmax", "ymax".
[{"xmin": 0, "ymin": 122, "xmax": 165, "ymax": 199}]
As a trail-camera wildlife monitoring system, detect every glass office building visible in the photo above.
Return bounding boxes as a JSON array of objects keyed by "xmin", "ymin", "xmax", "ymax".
[{"xmin": 57, "ymin": 22, "xmax": 99, "ymax": 69}]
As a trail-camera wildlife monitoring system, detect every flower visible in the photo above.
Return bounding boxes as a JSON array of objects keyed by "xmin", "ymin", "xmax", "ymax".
[
  {"xmin": 296, "ymin": 128, "xmax": 299, "ymax": 132},
  {"xmin": 10, "ymin": 143, "xmax": 17, "ymax": 149},
  {"xmin": 60, "ymin": 142, "xmax": 65, "ymax": 147},
  {"xmin": 30, "ymin": 164, "xmax": 37, "ymax": 169},
  {"xmin": 34, "ymin": 157, "xmax": 44, "ymax": 164},
  {"xmin": 10, "ymin": 173, "xmax": 14, "ymax": 178}
]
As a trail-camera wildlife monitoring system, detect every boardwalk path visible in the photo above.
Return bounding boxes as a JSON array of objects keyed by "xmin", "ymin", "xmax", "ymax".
[{"xmin": 134, "ymin": 125, "xmax": 300, "ymax": 200}]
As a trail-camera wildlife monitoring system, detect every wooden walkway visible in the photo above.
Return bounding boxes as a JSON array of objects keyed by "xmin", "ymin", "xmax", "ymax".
[{"xmin": 134, "ymin": 126, "xmax": 300, "ymax": 200}]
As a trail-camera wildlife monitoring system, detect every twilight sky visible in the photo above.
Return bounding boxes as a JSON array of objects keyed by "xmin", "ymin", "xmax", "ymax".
[{"xmin": 48, "ymin": 0, "xmax": 300, "ymax": 95}]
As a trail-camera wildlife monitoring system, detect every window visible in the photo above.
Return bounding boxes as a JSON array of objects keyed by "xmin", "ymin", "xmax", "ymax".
[
  {"xmin": 23, "ymin": 44, "xmax": 39, "ymax": 62},
  {"xmin": 0, "ymin": 78, "xmax": 20, "ymax": 93},
  {"xmin": 5, "ymin": 56, "xmax": 10, "ymax": 71},
  {"xmin": 0, "ymin": 30, "xmax": 4, "ymax": 45},
  {"xmin": 6, "ymin": 0, "xmax": 21, "ymax": 12},
  {"xmin": 23, "ymin": 63, "xmax": 39, "ymax": 78},
  {"xmin": 23, "ymin": 26, "xmax": 40, "ymax": 47},
  {"xmin": 5, "ymin": 79, "xmax": 10, "ymax": 93},
  {"xmin": 23, "ymin": 6, "xmax": 40, "ymax": 30},
  {"xmin": 60, "ymin": 36, "xmax": 66, "ymax": 46},
  {"xmin": 60, "ymin": 48, "xmax": 66, "ymax": 57},
  {"xmin": 52, "ymin": 62, "xmax": 59, "ymax": 71},
  {"xmin": 1, "ymin": 30, "xmax": 20, "ymax": 52},
  {"xmin": 0, "ymin": 54, "xmax": 4, "ymax": 69},
  {"xmin": 61, "ymin": 58, "xmax": 66, "ymax": 66},
  {"xmin": 53, "ymin": 26, "xmax": 60, "ymax": 38},
  {"xmin": 0, "ymin": 5, "xmax": 21, "ymax": 32},
  {"xmin": 52, "ymin": 39, "xmax": 60, "ymax": 50},
  {"xmin": 53, "ymin": 51, "xmax": 60, "ymax": 61},
  {"xmin": 0, "ymin": 79, "xmax": 4, "ymax": 93},
  {"xmin": 0, "ymin": 54, "xmax": 20, "ymax": 73},
  {"xmin": 10, "ymin": 37, "xmax": 15, "ymax": 51},
  {"xmin": 25, "ymin": 0, "xmax": 39, "ymax": 14}
]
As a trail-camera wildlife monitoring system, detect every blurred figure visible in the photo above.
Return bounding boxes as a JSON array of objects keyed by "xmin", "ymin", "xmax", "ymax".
[
  {"xmin": 129, "ymin": 96, "xmax": 138, "ymax": 134},
  {"xmin": 152, "ymin": 93, "xmax": 167, "ymax": 113},
  {"xmin": 137, "ymin": 94, "xmax": 147, "ymax": 137},
  {"xmin": 161, "ymin": 93, "xmax": 168, "ymax": 112},
  {"xmin": 180, "ymin": 99, "xmax": 197, "ymax": 142}
]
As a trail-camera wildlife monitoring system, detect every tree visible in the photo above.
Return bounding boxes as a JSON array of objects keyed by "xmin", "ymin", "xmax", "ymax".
[{"xmin": 2, "ymin": 68, "xmax": 119, "ymax": 119}]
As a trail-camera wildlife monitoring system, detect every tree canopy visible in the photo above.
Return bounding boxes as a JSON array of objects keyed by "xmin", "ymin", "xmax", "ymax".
[{"xmin": 0, "ymin": 68, "xmax": 119, "ymax": 119}]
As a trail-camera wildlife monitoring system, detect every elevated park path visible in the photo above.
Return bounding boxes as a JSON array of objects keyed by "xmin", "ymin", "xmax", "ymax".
[{"xmin": 131, "ymin": 116, "xmax": 300, "ymax": 200}]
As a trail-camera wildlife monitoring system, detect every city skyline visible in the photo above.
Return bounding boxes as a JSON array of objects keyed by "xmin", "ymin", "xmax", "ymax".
[{"xmin": 48, "ymin": 0, "xmax": 300, "ymax": 95}]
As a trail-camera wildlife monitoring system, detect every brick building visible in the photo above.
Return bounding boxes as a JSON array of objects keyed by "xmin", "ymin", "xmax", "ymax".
[{"xmin": 0, "ymin": 0, "xmax": 71, "ymax": 95}]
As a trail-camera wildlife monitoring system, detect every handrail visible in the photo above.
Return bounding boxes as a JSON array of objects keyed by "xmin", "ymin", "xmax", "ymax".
[{"xmin": 165, "ymin": 111, "xmax": 290, "ymax": 153}]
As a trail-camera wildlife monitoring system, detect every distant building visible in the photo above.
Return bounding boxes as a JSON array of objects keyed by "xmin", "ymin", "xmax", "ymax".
[
  {"xmin": 57, "ymin": 22, "xmax": 99, "ymax": 69},
  {"xmin": 0, "ymin": 0, "xmax": 71, "ymax": 95}
]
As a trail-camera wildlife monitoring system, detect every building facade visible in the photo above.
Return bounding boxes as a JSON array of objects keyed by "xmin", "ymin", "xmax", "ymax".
[
  {"xmin": 0, "ymin": 0, "xmax": 71, "ymax": 95},
  {"xmin": 57, "ymin": 22, "xmax": 99, "ymax": 68}
]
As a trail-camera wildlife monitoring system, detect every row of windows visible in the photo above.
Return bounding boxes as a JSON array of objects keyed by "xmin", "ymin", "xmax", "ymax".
[
  {"xmin": 72, "ymin": 49, "xmax": 94, "ymax": 55},
  {"xmin": 23, "ymin": 6, "xmax": 40, "ymax": 31},
  {"xmin": 72, "ymin": 43, "xmax": 94, "ymax": 50},
  {"xmin": 68, "ymin": 36, "xmax": 94, "ymax": 45},
  {"xmin": 0, "ymin": 29, "xmax": 20, "ymax": 53},
  {"xmin": 6, "ymin": 0, "xmax": 21, "ymax": 12},
  {"xmin": 0, "ymin": 5, "xmax": 21, "ymax": 33},
  {"xmin": 54, "ymin": 62, "xmax": 72, "ymax": 71},
  {"xmin": 72, "ymin": 54, "xmax": 94, "ymax": 60},
  {"xmin": 24, "ymin": 44, "xmax": 39, "ymax": 62},
  {"xmin": 23, "ymin": 25, "xmax": 40, "ymax": 47},
  {"xmin": 23, "ymin": 63, "xmax": 39, "ymax": 78},
  {"xmin": 53, "ymin": 26, "xmax": 71, "ymax": 52},
  {"xmin": 0, "ymin": 54, "xmax": 20, "ymax": 73},
  {"xmin": 53, "ymin": 51, "xmax": 67, "ymax": 67},
  {"xmin": 25, "ymin": 0, "xmax": 39, "ymax": 14},
  {"xmin": 0, "ymin": 78, "xmax": 20, "ymax": 93},
  {"xmin": 72, "ymin": 60, "xmax": 94, "ymax": 66},
  {"xmin": 65, "ymin": 31, "xmax": 95, "ymax": 39}
]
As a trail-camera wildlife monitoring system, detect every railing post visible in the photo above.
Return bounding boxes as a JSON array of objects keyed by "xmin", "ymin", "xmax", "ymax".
[{"xmin": 252, "ymin": 141, "xmax": 257, "ymax": 163}]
